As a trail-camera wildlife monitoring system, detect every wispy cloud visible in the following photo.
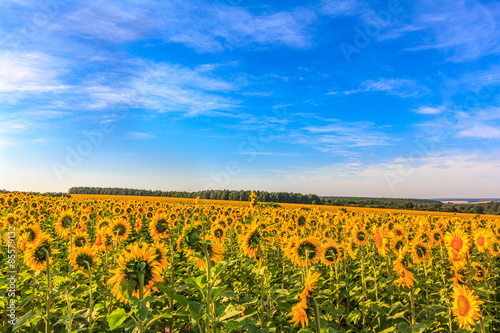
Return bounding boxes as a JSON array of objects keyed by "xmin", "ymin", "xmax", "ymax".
[
  {"xmin": 458, "ymin": 124, "xmax": 500, "ymax": 139},
  {"xmin": 0, "ymin": 51, "xmax": 69, "ymax": 95},
  {"xmin": 413, "ymin": 106, "xmax": 445, "ymax": 115},
  {"xmin": 127, "ymin": 132, "xmax": 153, "ymax": 140},
  {"xmin": 334, "ymin": 78, "xmax": 428, "ymax": 98},
  {"xmin": 279, "ymin": 151, "xmax": 500, "ymax": 197},
  {"xmin": 404, "ymin": 0, "xmax": 500, "ymax": 62},
  {"xmin": 298, "ymin": 120, "xmax": 389, "ymax": 154},
  {"xmin": 318, "ymin": 0, "xmax": 366, "ymax": 17}
]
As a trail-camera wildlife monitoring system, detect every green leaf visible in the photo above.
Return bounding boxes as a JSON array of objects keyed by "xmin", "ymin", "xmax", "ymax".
[
  {"xmin": 138, "ymin": 301, "xmax": 149, "ymax": 322},
  {"xmin": 107, "ymin": 308, "xmax": 128, "ymax": 330},
  {"xmin": 220, "ymin": 304, "xmax": 241, "ymax": 321},
  {"xmin": 169, "ymin": 293, "xmax": 188, "ymax": 307},
  {"xmin": 186, "ymin": 275, "xmax": 207, "ymax": 291},
  {"xmin": 12, "ymin": 309, "xmax": 43, "ymax": 332}
]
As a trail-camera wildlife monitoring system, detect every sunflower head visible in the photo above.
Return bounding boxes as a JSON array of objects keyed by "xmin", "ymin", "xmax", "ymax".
[
  {"xmin": 322, "ymin": 244, "xmax": 342, "ymax": 266},
  {"xmin": 452, "ymin": 284, "xmax": 483, "ymax": 328},
  {"xmin": 69, "ymin": 247, "xmax": 99, "ymax": 276},
  {"xmin": 108, "ymin": 243, "xmax": 163, "ymax": 302},
  {"xmin": 294, "ymin": 238, "xmax": 322, "ymax": 266},
  {"xmin": 25, "ymin": 233, "xmax": 53, "ymax": 271}
]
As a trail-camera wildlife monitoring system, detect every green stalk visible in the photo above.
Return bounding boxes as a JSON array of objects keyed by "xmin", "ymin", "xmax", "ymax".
[
  {"xmin": 203, "ymin": 244, "xmax": 213, "ymax": 333},
  {"xmin": 313, "ymin": 298, "xmax": 321, "ymax": 333},
  {"xmin": 43, "ymin": 248, "xmax": 51, "ymax": 333},
  {"xmin": 84, "ymin": 261, "xmax": 93, "ymax": 333},
  {"xmin": 409, "ymin": 288, "xmax": 416, "ymax": 328},
  {"xmin": 138, "ymin": 272, "xmax": 145, "ymax": 333}
]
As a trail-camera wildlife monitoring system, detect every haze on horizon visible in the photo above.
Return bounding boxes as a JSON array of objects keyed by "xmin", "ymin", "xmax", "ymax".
[{"xmin": 1, "ymin": 0, "xmax": 499, "ymax": 199}]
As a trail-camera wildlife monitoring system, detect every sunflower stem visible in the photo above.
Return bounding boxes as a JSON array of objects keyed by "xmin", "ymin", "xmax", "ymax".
[
  {"xmin": 84, "ymin": 261, "xmax": 93, "ymax": 333},
  {"xmin": 313, "ymin": 298, "xmax": 321, "ymax": 333},
  {"xmin": 409, "ymin": 287, "xmax": 416, "ymax": 328},
  {"xmin": 202, "ymin": 243, "xmax": 213, "ymax": 333},
  {"xmin": 138, "ymin": 272, "xmax": 145, "ymax": 333},
  {"xmin": 43, "ymin": 248, "xmax": 51, "ymax": 333}
]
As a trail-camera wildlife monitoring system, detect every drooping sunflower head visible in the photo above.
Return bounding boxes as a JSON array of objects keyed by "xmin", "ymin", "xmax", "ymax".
[
  {"xmin": 431, "ymin": 230, "xmax": 443, "ymax": 245},
  {"xmin": 110, "ymin": 219, "xmax": 131, "ymax": 241},
  {"xmin": 293, "ymin": 238, "xmax": 322, "ymax": 266},
  {"xmin": 471, "ymin": 262, "xmax": 487, "ymax": 281},
  {"xmin": 322, "ymin": 244, "xmax": 342, "ymax": 266},
  {"xmin": 211, "ymin": 226, "xmax": 226, "ymax": 241},
  {"xmin": 73, "ymin": 229, "xmax": 89, "ymax": 248},
  {"xmin": 69, "ymin": 247, "xmax": 99, "ymax": 276},
  {"xmin": 412, "ymin": 241, "xmax": 430, "ymax": 264},
  {"xmin": 392, "ymin": 236, "xmax": 406, "ymax": 254},
  {"xmin": 149, "ymin": 213, "xmax": 170, "ymax": 240},
  {"xmin": 55, "ymin": 210, "xmax": 74, "ymax": 237},
  {"xmin": 108, "ymin": 243, "xmax": 163, "ymax": 302},
  {"xmin": 25, "ymin": 233, "xmax": 53, "ymax": 271},
  {"xmin": 179, "ymin": 225, "xmax": 203, "ymax": 254},
  {"xmin": 19, "ymin": 223, "xmax": 41, "ymax": 251},
  {"xmin": 353, "ymin": 227, "xmax": 367, "ymax": 246},
  {"xmin": 242, "ymin": 227, "xmax": 261, "ymax": 260}
]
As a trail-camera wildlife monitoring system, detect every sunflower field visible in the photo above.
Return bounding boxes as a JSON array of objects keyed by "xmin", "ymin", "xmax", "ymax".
[{"xmin": 1, "ymin": 192, "xmax": 499, "ymax": 333}]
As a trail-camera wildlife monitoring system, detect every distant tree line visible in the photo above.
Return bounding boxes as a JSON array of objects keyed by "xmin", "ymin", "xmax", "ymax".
[
  {"xmin": 0, "ymin": 190, "xmax": 70, "ymax": 198},
  {"xmin": 322, "ymin": 196, "xmax": 500, "ymax": 215},
  {"xmin": 68, "ymin": 187, "xmax": 323, "ymax": 205},
  {"xmin": 3, "ymin": 187, "xmax": 493, "ymax": 215}
]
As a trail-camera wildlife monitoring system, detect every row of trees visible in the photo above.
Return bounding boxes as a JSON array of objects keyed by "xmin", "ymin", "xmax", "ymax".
[{"xmin": 68, "ymin": 187, "xmax": 323, "ymax": 205}]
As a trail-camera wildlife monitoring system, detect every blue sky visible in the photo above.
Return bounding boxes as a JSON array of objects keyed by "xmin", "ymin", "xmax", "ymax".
[{"xmin": 1, "ymin": 0, "xmax": 499, "ymax": 198}]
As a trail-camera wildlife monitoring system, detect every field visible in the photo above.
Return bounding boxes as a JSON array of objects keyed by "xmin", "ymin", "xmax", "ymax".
[{"xmin": 1, "ymin": 192, "xmax": 499, "ymax": 333}]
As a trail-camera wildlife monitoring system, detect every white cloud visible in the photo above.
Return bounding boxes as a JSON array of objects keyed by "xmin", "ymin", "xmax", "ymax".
[
  {"xmin": 414, "ymin": 106, "xmax": 444, "ymax": 115},
  {"xmin": 0, "ymin": 51, "xmax": 68, "ymax": 95},
  {"xmin": 458, "ymin": 124, "xmax": 500, "ymax": 139},
  {"xmin": 279, "ymin": 152, "xmax": 500, "ymax": 197},
  {"xmin": 337, "ymin": 78, "xmax": 428, "ymax": 98},
  {"xmin": 127, "ymin": 132, "xmax": 153, "ymax": 140},
  {"xmin": 404, "ymin": 0, "xmax": 500, "ymax": 62},
  {"xmin": 319, "ymin": 0, "xmax": 366, "ymax": 17}
]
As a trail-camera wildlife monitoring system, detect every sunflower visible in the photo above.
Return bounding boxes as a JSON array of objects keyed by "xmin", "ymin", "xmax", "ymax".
[
  {"xmin": 108, "ymin": 243, "xmax": 163, "ymax": 302},
  {"xmin": 24, "ymin": 233, "xmax": 54, "ymax": 271},
  {"xmin": 352, "ymin": 227, "xmax": 368, "ymax": 246},
  {"xmin": 211, "ymin": 225, "xmax": 227, "ymax": 243},
  {"xmin": 373, "ymin": 226, "xmax": 389, "ymax": 257},
  {"xmin": 110, "ymin": 218, "xmax": 131, "ymax": 241},
  {"xmin": 193, "ymin": 240, "xmax": 224, "ymax": 270},
  {"xmin": 473, "ymin": 229, "xmax": 491, "ymax": 253},
  {"xmin": 288, "ymin": 271, "xmax": 321, "ymax": 328},
  {"xmin": 452, "ymin": 284, "xmax": 483, "ymax": 328},
  {"xmin": 449, "ymin": 263, "xmax": 467, "ymax": 285},
  {"xmin": 96, "ymin": 218, "xmax": 112, "ymax": 231},
  {"xmin": 321, "ymin": 243, "xmax": 343, "ymax": 266},
  {"xmin": 69, "ymin": 247, "xmax": 100, "ymax": 277},
  {"xmin": 289, "ymin": 299, "xmax": 308, "ymax": 328},
  {"xmin": 411, "ymin": 240, "xmax": 431, "ymax": 265},
  {"xmin": 73, "ymin": 229, "xmax": 89, "ymax": 248},
  {"xmin": 430, "ymin": 230, "xmax": 443, "ymax": 246},
  {"xmin": 19, "ymin": 223, "xmax": 41, "ymax": 251},
  {"xmin": 393, "ymin": 259, "xmax": 416, "ymax": 289},
  {"xmin": 55, "ymin": 210, "xmax": 74, "ymax": 238},
  {"xmin": 149, "ymin": 213, "xmax": 171, "ymax": 241},
  {"xmin": 471, "ymin": 262, "xmax": 487, "ymax": 281},
  {"xmin": 391, "ymin": 236, "xmax": 406, "ymax": 255},
  {"xmin": 241, "ymin": 226, "xmax": 261, "ymax": 260},
  {"xmin": 178, "ymin": 224, "xmax": 203, "ymax": 255},
  {"xmin": 94, "ymin": 229, "xmax": 114, "ymax": 252},
  {"xmin": 445, "ymin": 229, "xmax": 470, "ymax": 258},
  {"xmin": 292, "ymin": 237, "xmax": 323, "ymax": 266},
  {"xmin": 151, "ymin": 244, "xmax": 168, "ymax": 271},
  {"xmin": 489, "ymin": 239, "xmax": 500, "ymax": 256}
]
